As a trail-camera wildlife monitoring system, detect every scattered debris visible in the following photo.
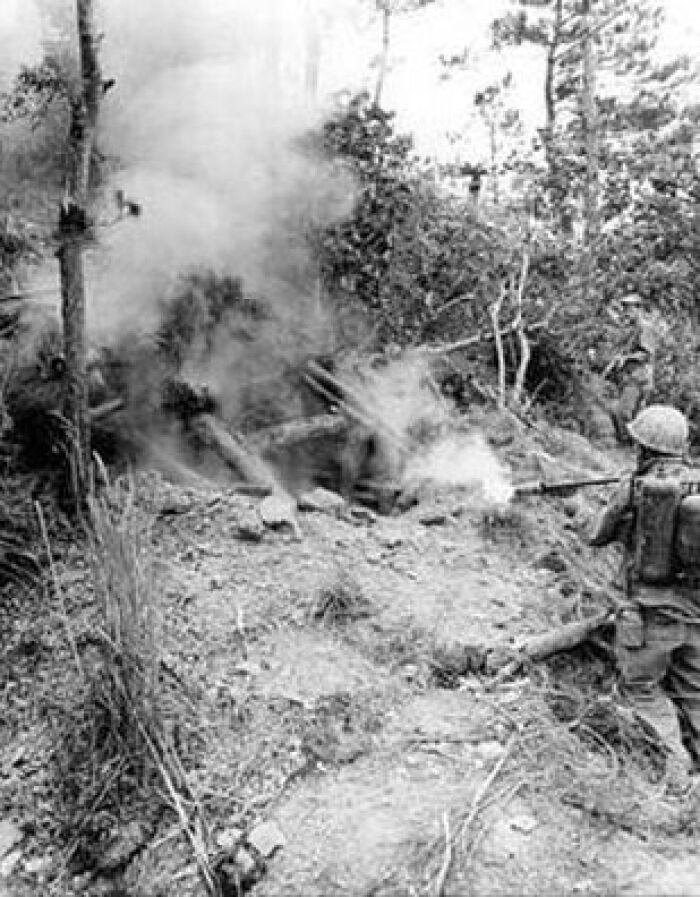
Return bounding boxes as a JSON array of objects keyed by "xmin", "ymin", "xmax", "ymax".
[{"xmin": 486, "ymin": 610, "xmax": 615, "ymax": 685}]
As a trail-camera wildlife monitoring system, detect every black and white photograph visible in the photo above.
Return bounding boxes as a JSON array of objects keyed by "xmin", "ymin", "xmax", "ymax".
[{"xmin": 0, "ymin": 1, "xmax": 699, "ymax": 894}]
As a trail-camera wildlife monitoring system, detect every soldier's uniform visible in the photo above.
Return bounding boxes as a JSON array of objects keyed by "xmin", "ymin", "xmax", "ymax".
[
  {"xmin": 590, "ymin": 406, "xmax": 700, "ymax": 771},
  {"xmin": 611, "ymin": 311, "xmax": 663, "ymax": 442}
]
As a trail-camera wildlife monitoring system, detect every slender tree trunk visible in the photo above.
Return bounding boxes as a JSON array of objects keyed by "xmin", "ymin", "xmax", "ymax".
[
  {"xmin": 373, "ymin": 1, "xmax": 391, "ymax": 107},
  {"xmin": 543, "ymin": 0, "xmax": 563, "ymax": 176},
  {"xmin": 489, "ymin": 119, "xmax": 499, "ymax": 205},
  {"xmin": 581, "ymin": 0, "xmax": 599, "ymax": 306},
  {"xmin": 58, "ymin": 0, "xmax": 101, "ymax": 507}
]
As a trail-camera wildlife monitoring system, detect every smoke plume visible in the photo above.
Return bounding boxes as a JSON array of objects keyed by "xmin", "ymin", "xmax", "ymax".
[
  {"xmin": 88, "ymin": 0, "xmax": 353, "ymax": 348},
  {"xmin": 341, "ymin": 354, "xmax": 513, "ymax": 505}
]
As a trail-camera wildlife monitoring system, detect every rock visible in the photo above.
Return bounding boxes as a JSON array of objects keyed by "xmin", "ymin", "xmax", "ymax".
[
  {"xmin": 348, "ymin": 506, "xmax": 378, "ymax": 525},
  {"xmin": 475, "ymin": 740, "xmax": 506, "ymax": 763},
  {"xmin": 0, "ymin": 821, "xmax": 22, "ymax": 860},
  {"xmin": 247, "ymin": 820, "xmax": 286, "ymax": 859},
  {"xmin": 378, "ymin": 532, "xmax": 404, "ymax": 550},
  {"xmin": 260, "ymin": 494, "xmax": 301, "ymax": 537},
  {"xmin": 24, "ymin": 855, "xmax": 53, "ymax": 878},
  {"xmin": 236, "ymin": 508, "xmax": 265, "ymax": 542},
  {"xmin": 535, "ymin": 548, "xmax": 569, "ymax": 574},
  {"xmin": 562, "ymin": 497, "xmax": 580, "ymax": 518},
  {"xmin": 157, "ymin": 488, "xmax": 195, "ymax": 515},
  {"xmin": 0, "ymin": 850, "xmax": 21, "ymax": 879},
  {"xmin": 96, "ymin": 820, "xmax": 147, "ymax": 874},
  {"xmin": 234, "ymin": 845, "xmax": 258, "ymax": 878},
  {"xmin": 297, "ymin": 487, "xmax": 345, "ymax": 514},
  {"xmin": 509, "ymin": 813, "xmax": 538, "ymax": 834},
  {"xmin": 215, "ymin": 827, "xmax": 245, "ymax": 852}
]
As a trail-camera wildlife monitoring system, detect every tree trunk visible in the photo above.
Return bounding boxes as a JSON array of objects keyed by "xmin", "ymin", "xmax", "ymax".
[
  {"xmin": 59, "ymin": 0, "xmax": 101, "ymax": 508},
  {"xmin": 543, "ymin": 0, "xmax": 564, "ymax": 177},
  {"xmin": 581, "ymin": 0, "xmax": 599, "ymax": 307},
  {"xmin": 489, "ymin": 119, "xmax": 499, "ymax": 205},
  {"xmin": 373, "ymin": 1, "xmax": 391, "ymax": 107}
]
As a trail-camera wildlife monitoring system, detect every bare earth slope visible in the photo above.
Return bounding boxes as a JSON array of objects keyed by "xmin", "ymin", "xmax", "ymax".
[{"xmin": 2, "ymin": 411, "xmax": 700, "ymax": 896}]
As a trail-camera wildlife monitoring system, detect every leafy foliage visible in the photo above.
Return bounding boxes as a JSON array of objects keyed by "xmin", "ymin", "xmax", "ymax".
[
  {"xmin": 157, "ymin": 270, "xmax": 268, "ymax": 369},
  {"xmin": 311, "ymin": 92, "xmax": 523, "ymax": 347}
]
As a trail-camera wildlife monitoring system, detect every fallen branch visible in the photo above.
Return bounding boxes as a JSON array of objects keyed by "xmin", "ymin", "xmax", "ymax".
[
  {"xmin": 88, "ymin": 397, "xmax": 125, "ymax": 422},
  {"xmin": 419, "ymin": 319, "xmax": 549, "ymax": 357},
  {"xmin": 432, "ymin": 736, "xmax": 515, "ymax": 895},
  {"xmin": 303, "ymin": 362, "xmax": 408, "ymax": 455},
  {"xmin": 248, "ymin": 413, "xmax": 347, "ymax": 454},
  {"xmin": 191, "ymin": 414, "xmax": 278, "ymax": 490},
  {"xmin": 487, "ymin": 610, "xmax": 614, "ymax": 688}
]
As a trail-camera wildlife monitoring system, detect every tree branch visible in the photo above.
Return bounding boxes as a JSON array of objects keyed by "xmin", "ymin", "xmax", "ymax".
[
  {"xmin": 489, "ymin": 283, "xmax": 507, "ymax": 410},
  {"xmin": 511, "ymin": 248, "xmax": 531, "ymax": 406}
]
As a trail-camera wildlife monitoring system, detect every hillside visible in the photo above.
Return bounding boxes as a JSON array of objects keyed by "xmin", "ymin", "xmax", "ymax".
[{"xmin": 2, "ymin": 410, "xmax": 700, "ymax": 897}]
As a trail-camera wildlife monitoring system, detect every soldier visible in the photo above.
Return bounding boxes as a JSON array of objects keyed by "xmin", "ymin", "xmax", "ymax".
[
  {"xmin": 610, "ymin": 309, "xmax": 664, "ymax": 441},
  {"xmin": 589, "ymin": 404, "xmax": 700, "ymax": 781}
]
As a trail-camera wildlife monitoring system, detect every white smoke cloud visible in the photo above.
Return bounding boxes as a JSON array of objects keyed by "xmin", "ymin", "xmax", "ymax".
[{"xmin": 86, "ymin": 0, "xmax": 355, "ymax": 341}]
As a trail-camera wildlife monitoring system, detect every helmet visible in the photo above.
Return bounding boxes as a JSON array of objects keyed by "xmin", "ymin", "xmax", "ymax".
[{"xmin": 626, "ymin": 405, "xmax": 689, "ymax": 455}]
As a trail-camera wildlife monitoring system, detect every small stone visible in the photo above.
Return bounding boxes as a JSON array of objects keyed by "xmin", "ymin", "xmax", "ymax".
[
  {"xmin": 379, "ymin": 533, "xmax": 403, "ymax": 550},
  {"xmin": 247, "ymin": 820, "xmax": 286, "ymax": 859},
  {"xmin": 260, "ymin": 494, "xmax": 301, "ymax": 536},
  {"xmin": 234, "ymin": 846, "xmax": 258, "ymax": 878},
  {"xmin": 562, "ymin": 498, "xmax": 580, "ymax": 518},
  {"xmin": 0, "ymin": 821, "xmax": 22, "ymax": 860},
  {"xmin": 24, "ymin": 856, "xmax": 53, "ymax": 878},
  {"xmin": 210, "ymin": 576, "xmax": 225, "ymax": 590},
  {"xmin": 236, "ymin": 509, "xmax": 265, "ymax": 542},
  {"xmin": 419, "ymin": 512, "xmax": 448, "ymax": 526},
  {"xmin": 297, "ymin": 487, "xmax": 345, "ymax": 514},
  {"xmin": 535, "ymin": 549, "xmax": 569, "ymax": 574},
  {"xmin": 215, "ymin": 827, "xmax": 245, "ymax": 852},
  {"xmin": 475, "ymin": 740, "xmax": 506, "ymax": 763},
  {"xmin": 0, "ymin": 849, "xmax": 21, "ymax": 878},
  {"xmin": 158, "ymin": 493, "xmax": 194, "ymax": 515},
  {"xmin": 348, "ymin": 506, "xmax": 378, "ymax": 525},
  {"xmin": 509, "ymin": 813, "xmax": 538, "ymax": 834}
]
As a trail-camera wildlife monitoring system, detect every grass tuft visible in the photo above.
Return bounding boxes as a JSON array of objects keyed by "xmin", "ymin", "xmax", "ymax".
[{"xmin": 49, "ymin": 480, "xmax": 219, "ymax": 895}]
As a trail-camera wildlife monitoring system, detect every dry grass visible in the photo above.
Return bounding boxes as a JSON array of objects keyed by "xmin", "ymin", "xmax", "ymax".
[
  {"xmin": 48, "ymin": 478, "xmax": 219, "ymax": 895},
  {"xmin": 310, "ymin": 566, "xmax": 374, "ymax": 627}
]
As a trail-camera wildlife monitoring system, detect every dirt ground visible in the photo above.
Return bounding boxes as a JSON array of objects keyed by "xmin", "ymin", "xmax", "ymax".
[{"xmin": 2, "ymin": 410, "xmax": 700, "ymax": 896}]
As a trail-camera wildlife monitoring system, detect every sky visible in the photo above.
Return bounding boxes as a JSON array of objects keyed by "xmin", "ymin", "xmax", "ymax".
[{"xmin": 0, "ymin": 0, "xmax": 698, "ymax": 164}]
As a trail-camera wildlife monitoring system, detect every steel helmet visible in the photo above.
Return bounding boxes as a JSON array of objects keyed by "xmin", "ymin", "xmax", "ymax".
[{"xmin": 626, "ymin": 404, "xmax": 689, "ymax": 455}]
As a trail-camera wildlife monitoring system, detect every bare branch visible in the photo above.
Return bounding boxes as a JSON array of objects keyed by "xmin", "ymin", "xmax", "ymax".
[
  {"xmin": 512, "ymin": 248, "xmax": 531, "ymax": 406},
  {"xmin": 489, "ymin": 283, "xmax": 507, "ymax": 410}
]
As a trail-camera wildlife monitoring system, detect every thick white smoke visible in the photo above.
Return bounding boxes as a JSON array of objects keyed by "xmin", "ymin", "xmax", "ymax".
[{"xmin": 87, "ymin": 0, "xmax": 354, "ymax": 344}]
